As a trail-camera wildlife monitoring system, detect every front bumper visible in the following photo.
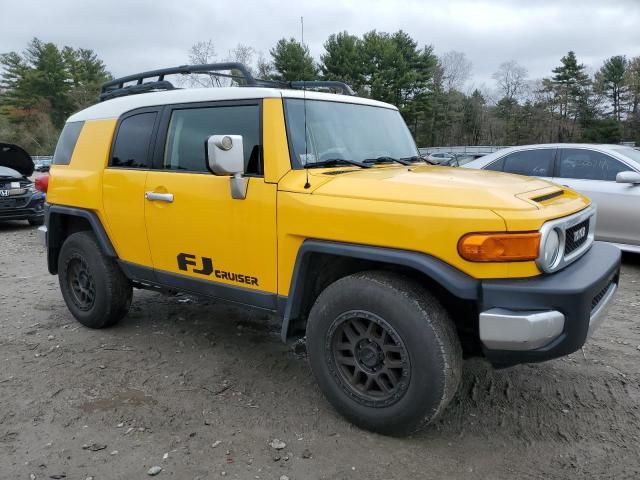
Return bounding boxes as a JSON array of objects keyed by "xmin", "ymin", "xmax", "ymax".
[
  {"xmin": 0, "ymin": 192, "xmax": 45, "ymax": 221},
  {"xmin": 479, "ymin": 241, "xmax": 620, "ymax": 366}
]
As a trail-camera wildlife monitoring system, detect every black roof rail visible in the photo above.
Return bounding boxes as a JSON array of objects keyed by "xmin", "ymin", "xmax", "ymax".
[
  {"xmin": 289, "ymin": 81, "xmax": 355, "ymax": 96},
  {"xmin": 99, "ymin": 63, "xmax": 356, "ymax": 101}
]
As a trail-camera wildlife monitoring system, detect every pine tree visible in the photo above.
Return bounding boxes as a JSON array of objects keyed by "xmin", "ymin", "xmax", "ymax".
[
  {"xmin": 546, "ymin": 51, "xmax": 591, "ymax": 140},
  {"xmin": 320, "ymin": 32, "xmax": 364, "ymax": 92},
  {"xmin": 270, "ymin": 38, "xmax": 317, "ymax": 81},
  {"xmin": 596, "ymin": 55, "xmax": 628, "ymax": 121}
]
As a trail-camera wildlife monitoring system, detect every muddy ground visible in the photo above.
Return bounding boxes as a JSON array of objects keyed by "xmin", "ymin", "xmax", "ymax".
[{"xmin": 1, "ymin": 221, "xmax": 639, "ymax": 480}]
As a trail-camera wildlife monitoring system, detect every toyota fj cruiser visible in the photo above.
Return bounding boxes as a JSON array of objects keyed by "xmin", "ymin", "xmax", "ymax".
[{"xmin": 41, "ymin": 63, "xmax": 621, "ymax": 435}]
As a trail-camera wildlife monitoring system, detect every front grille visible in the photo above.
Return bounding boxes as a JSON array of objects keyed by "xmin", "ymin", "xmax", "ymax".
[
  {"xmin": 0, "ymin": 197, "xmax": 28, "ymax": 209},
  {"xmin": 564, "ymin": 219, "xmax": 590, "ymax": 255},
  {"xmin": 591, "ymin": 283, "xmax": 612, "ymax": 311}
]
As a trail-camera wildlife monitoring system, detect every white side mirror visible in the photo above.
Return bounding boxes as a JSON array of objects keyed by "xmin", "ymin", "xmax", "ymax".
[
  {"xmin": 206, "ymin": 135, "xmax": 245, "ymax": 175},
  {"xmin": 206, "ymin": 135, "xmax": 247, "ymax": 199},
  {"xmin": 616, "ymin": 171, "xmax": 640, "ymax": 185}
]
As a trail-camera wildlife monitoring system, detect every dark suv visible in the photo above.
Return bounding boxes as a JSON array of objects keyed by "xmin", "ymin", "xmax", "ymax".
[{"xmin": 0, "ymin": 143, "xmax": 45, "ymax": 225}]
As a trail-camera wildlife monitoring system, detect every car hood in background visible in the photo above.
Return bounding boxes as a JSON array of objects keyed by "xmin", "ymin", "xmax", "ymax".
[{"xmin": 0, "ymin": 143, "xmax": 34, "ymax": 177}]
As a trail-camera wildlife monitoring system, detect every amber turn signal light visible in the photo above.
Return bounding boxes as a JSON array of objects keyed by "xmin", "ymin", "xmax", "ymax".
[{"xmin": 458, "ymin": 232, "xmax": 541, "ymax": 262}]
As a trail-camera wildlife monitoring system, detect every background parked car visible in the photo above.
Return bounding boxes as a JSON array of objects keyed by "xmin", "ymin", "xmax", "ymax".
[
  {"xmin": 463, "ymin": 144, "xmax": 640, "ymax": 252},
  {"xmin": 423, "ymin": 152, "xmax": 455, "ymax": 164},
  {"xmin": 421, "ymin": 152, "xmax": 484, "ymax": 166},
  {"xmin": 34, "ymin": 158, "xmax": 52, "ymax": 172},
  {"xmin": 0, "ymin": 143, "xmax": 46, "ymax": 226}
]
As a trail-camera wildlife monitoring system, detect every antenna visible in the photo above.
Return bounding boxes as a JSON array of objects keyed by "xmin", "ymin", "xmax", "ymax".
[
  {"xmin": 303, "ymin": 79, "xmax": 310, "ymax": 189},
  {"xmin": 301, "ymin": 16, "xmax": 310, "ymax": 189}
]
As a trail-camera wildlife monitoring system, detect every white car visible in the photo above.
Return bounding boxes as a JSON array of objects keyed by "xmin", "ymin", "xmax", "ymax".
[{"xmin": 463, "ymin": 144, "xmax": 640, "ymax": 252}]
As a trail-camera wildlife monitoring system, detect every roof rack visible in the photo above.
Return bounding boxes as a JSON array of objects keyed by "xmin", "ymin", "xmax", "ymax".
[{"xmin": 99, "ymin": 63, "xmax": 355, "ymax": 101}]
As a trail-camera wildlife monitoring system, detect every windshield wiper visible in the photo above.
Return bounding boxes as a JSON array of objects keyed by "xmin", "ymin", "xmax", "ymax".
[
  {"xmin": 305, "ymin": 158, "xmax": 372, "ymax": 169},
  {"xmin": 363, "ymin": 156, "xmax": 412, "ymax": 166},
  {"xmin": 400, "ymin": 155, "xmax": 428, "ymax": 164}
]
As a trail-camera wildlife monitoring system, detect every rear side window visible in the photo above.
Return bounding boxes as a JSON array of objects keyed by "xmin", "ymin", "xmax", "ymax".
[
  {"xmin": 53, "ymin": 121, "xmax": 84, "ymax": 165},
  {"xmin": 110, "ymin": 112, "xmax": 157, "ymax": 168},
  {"xmin": 558, "ymin": 149, "xmax": 629, "ymax": 181},
  {"xmin": 501, "ymin": 149, "xmax": 555, "ymax": 177},
  {"xmin": 163, "ymin": 105, "xmax": 261, "ymax": 174}
]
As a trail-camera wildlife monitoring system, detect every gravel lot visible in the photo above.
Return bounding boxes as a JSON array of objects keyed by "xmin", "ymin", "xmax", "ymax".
[{"xmin": 1, "ymin": 221, "xmax": 639, "ymax": 479}]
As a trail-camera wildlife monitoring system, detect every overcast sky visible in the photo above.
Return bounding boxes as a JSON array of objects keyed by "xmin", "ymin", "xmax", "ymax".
[{"xmin": 1, "ymin": 0, "xmax": 639, "ymax": 90}]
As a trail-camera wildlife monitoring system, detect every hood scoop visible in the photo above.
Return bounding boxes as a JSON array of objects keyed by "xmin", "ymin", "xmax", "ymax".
[
  {"xmin": 0, "ymin": 143, "xmax": 34, "ymax": 177},
  {"xmin": 531, "ymin": 189, "xmax": 564, "ymax": 203}
]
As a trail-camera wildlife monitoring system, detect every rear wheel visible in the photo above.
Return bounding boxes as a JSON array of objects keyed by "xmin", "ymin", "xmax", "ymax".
[
  {"xmin": 306, "ymin": 270, "xmax": 462, "ymax": 436},
  {"xmin": 58, "ymin": 231, "xmax": 132, "ymax": 328}
]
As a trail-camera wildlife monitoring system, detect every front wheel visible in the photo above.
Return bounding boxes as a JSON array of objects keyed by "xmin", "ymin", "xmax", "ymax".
[
  {"xmin": 306, "ymin": 271, "xmax": 462, "ymax": 436},
  {"xmin": 58, "ymin": 231, "xmax": 132, "ymax": 328}
]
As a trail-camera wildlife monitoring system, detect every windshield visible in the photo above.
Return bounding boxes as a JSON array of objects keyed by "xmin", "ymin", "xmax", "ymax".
[
  {"xmin": 612, "ymin": 147, "xmax": 640, "ymax": 165},
  {"xmin": 284, "ymin": 99, "xmax": 419, "ymax": 167}
]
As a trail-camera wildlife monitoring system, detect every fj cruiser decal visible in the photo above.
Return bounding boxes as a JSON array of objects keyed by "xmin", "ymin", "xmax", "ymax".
[{"xmin": 177, "ymin": 253, "xmax": 259, "ymax": 287}]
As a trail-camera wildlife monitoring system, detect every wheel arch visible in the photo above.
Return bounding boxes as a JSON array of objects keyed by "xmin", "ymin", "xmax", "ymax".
[
  {"xmin": 46, "ymin": 205, "xmax": 117, "ymax": 274},
  {"xmin": 280, "ymin": 240, "xmax": 481, "ymax": 343}
]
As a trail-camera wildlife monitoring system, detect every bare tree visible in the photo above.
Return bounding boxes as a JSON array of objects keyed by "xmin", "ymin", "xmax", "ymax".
[
  {"xmin": 256, "ymin": 52, "xmax": 274, "ymax": 79},
  {"xmin": 182, "ymin": 40, "xmax": 219, "ymax": 87},
  {"xmin": 189, "ymin": 40, "xmax": 217, "ymax": 64},
  {"xmin": 492, "ymin": 60, "xmax": 528, "ymax": 101},
  {"xmin": 439, "ymin": 50, "xmax": 472, "ymax": 92},
  {"xmin": 224, "ymin": 44, "xmax": 256, "ymax": 85}
]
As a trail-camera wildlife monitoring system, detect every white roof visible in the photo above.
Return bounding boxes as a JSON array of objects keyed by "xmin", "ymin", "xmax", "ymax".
[{"xmin": 67, "ymin": 87, "xmax": 398, "ymax": 122}]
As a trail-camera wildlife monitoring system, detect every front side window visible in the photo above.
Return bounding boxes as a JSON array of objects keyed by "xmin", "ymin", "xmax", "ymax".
[
  {"xmin": 110, "ymin": 112, "xmax": 157, "ymax": 168},
  {"xmin": 501, "ymin": 149, "xmax": 555, "ymax": 177},
  {"xmin": 558, "ymin": 148, "xmax": 628, "ymax": 181},
  {"xmin": 53, "ymin": 121, "xmax": 84, "ymax": 165},
  {"xmin": 163, "ymin": 105, "xmax": 261, "ymax": 174},
  {"xmin": 284, "ymin": 99, "xmax": 418, "ymax": 167}
]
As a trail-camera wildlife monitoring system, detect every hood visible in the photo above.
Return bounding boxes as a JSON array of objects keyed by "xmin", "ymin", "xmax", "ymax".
[
  {"xmin": 310, "ymin": 165, "xmax": 564, "ymax": 211},
  {"xmin": 0, "ymin": 143, "xmax": 34, "ymax": 177}
]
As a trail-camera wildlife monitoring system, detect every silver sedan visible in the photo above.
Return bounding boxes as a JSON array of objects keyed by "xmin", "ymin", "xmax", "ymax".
[{"xmin": 463, "ymin": 144, "xmax": 640, "ymax": 252}]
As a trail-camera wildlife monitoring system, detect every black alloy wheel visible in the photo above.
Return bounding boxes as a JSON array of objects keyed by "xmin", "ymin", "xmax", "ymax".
[
  {"xmin": 329, "ymin": 310, "xmax": 410, "ymax": 407},
  {"xmin": 67, "ymin": 255, "xmax": 96, "ymax": 311}
]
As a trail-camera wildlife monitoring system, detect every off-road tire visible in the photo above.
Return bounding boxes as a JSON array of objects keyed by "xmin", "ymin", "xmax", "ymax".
[
  {"xmin": 58, "ymin": 231, "xmax": 132, "ymax": 328},
  {"xmin": 306, "ymin": 270, "xmax": 462, "ymax": 436}
]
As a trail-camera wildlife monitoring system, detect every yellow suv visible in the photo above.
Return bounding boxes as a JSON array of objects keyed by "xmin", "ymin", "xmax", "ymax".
[{"xmin": 42, "ymin": 63, "xmax": 621, "ymax": 435}]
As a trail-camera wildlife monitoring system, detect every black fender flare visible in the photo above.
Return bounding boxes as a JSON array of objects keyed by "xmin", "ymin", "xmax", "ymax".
[
  {"xmin": 280, "ymin": 240, "xmax": 480, "ymax": 341},
  {"xmin": 45, "ymin": 205, "xmax": 117, "ymax": 274}
]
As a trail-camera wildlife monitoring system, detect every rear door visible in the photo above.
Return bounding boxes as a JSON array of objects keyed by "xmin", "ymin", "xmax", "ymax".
[
  {"xmin": 553, "ymin": 148, "xmax": 639, "ymax": 245},
  {"xmin": 102, "ymin": 109, "xmax": 159, "ymax": 267}
]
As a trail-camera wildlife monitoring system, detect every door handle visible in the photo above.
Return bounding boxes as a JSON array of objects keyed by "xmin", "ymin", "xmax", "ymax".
[{"xmin": 145, "ymin": 192, "xmax": 174, "ymax": 203}]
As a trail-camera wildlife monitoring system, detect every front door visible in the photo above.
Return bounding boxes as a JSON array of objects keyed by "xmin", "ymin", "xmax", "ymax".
[
  {"xmin": 144, "ymin": 101, "xmax": 278, "ymax": 309},
  {"xmin": 553, "ymin": 148, "xmax": 640, "ymax": 246}
]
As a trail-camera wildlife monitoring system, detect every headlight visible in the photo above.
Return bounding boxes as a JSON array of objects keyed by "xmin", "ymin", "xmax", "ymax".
[
  {"xmin": 540, "ymin": 228, "xmax": 561, "ymax": 270},
  {"xmin": 26, "ymin": 184, "xmax": 36, "ymax": 193}
]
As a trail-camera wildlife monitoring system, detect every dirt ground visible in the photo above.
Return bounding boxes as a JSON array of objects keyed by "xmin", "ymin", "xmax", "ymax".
[{"xmin": 1, "ymin": 221, "xmax": 639, "ymax": 480}]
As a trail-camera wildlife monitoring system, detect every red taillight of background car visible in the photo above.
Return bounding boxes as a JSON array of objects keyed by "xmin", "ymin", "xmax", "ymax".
[{"xmin": 35, "ymin": 175, "xmax": 49, "ymax": 193}]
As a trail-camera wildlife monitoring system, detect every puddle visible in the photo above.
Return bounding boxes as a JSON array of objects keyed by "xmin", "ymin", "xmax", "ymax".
[{"xmin": 80, "ymin": 388, "xmax": 156, "ymax": 412}]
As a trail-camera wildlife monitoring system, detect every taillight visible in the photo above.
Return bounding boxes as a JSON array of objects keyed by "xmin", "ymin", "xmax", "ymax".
[{"xmin": 35, "ymin": 175, "xmax": 49, "ymax": 193}]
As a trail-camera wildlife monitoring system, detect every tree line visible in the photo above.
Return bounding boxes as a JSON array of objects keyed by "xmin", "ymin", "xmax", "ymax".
[{"xmin": 1, "ymin": 34, "xmax": 639, "ymax": 155}]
